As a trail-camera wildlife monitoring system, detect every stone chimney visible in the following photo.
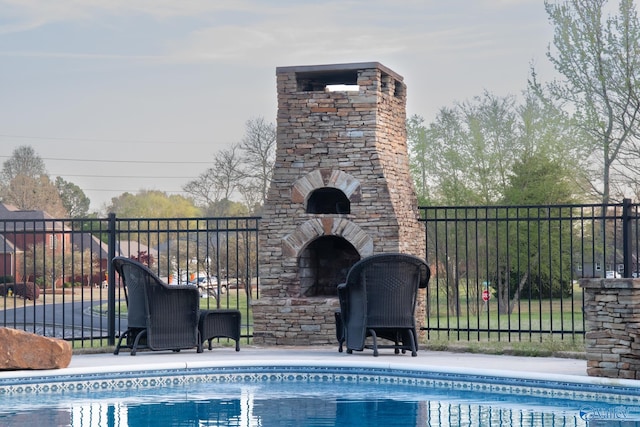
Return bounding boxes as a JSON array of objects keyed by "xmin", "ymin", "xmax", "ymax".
[{"xmin": 252, "ymin": 62, "xmax": 424, "ymax": 346}]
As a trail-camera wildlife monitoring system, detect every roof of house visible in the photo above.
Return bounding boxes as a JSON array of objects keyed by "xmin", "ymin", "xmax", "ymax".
[
  {"xmin": 0, "ymin": 203, "xmax": 68, "ymax": 231},
  {"xmin": 0, "ymin": 234, "xmax": 19, "ymax": 254},
  {"xmin": 70, "ymin": 232, "xmax": 157, "ymax": 259}
]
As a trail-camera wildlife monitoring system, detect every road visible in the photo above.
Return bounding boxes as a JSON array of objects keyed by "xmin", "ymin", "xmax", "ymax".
[{"xmin": 0, "ymin": 299, "xmax": 126, "ymax": 340}]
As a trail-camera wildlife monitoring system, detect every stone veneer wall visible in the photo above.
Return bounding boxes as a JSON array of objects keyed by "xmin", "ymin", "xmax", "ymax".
[
  {"xmin": 580, "ymin": 278, "xmax": 640, "ymax": 379},
  {"xmin": 253, "ymin": 63, "xmax": 426, "ymax": 346}
]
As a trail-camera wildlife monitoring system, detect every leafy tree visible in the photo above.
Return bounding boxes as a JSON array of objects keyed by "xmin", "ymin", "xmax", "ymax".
[
  {"xmin": 492, "ymin": 153, "xmax": 577, "ymax": 313},
  {"xmin": 461, "ymin": 91, "xmax": 519, "ymax": 203},
  {"xmin": 411, "ymin": 89, "xmax": 584, "ymax": 315},
  {"xmin": 503, "ymin": 153, "xmax": 577, "ymax": 205},
  {"xmin": 533, "ymin": 0, "xmax": 640, "ymax": 204},
  {"xmin": 106, "ymin": 190, "xmax": 200, "ymax": 218},
  {"xmin": 55, "ymin": 177, "xmax": 90, "ymax": 218},
  {"xmin": 406, "ymin": 114, "xmax": 434, "ymax": 204},
  {"xmin": 409, "ymin": 92, "xmax": 524, "ymax": 206},
  {"xmin": 212, "ymin": 199, "xmax": 249, "ymax": 217}
]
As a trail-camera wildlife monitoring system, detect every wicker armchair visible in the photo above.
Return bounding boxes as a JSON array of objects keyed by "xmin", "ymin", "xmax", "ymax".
[
  {"xmin": 336, "ymin": 253, "xmax": 430, "ymax": 357},
  {"xmin": 112, "ymin": 256, "xmax": 202, "ymax": 355}
]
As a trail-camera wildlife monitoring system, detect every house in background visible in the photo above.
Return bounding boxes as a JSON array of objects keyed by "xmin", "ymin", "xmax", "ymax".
[
  {"xmin": 0, "ymin": 234, "xmax": 21, "ymax": 280},
  {"xmin": 71, "ymin": 233, "xmax": 157, "ymax": 285},
  {"xmin": 0, "ymin": 203, "xmax": 155, "ymax": 286},
  {"xmin": 0, "ymin": 203, "xmax": 71, "ymax": 282}
]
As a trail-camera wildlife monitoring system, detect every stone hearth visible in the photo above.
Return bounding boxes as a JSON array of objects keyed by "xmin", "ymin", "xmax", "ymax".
[{"xmin": 252, "ymin": 62, "xmax": 425, "ymax": 346}]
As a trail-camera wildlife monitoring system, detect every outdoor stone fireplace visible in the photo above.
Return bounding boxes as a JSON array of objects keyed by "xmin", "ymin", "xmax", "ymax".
[{"xmin": 252, "ymin": 62, "xmax": 425, "ymax": 346}]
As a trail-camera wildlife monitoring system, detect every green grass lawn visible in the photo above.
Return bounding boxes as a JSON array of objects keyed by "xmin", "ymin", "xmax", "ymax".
[
  {"xmin": 420, "ymin": 283, "xmax": 585, "ymax": 354},
  {"xmin": 81, "ymin": 284, "xmax": 585, "ymax": 356}
]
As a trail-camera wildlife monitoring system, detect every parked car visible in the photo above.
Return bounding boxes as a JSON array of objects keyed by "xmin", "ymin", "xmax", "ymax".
[
  {"xmin": 605, "ymin": 271, "xmax": 621, "ymax": 278},
  {"xmin": 188, "ymin": 276, "xmax": 227, "ymax": 297}
]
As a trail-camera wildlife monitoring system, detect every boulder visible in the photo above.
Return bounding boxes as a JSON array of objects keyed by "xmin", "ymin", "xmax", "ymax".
[{"xmin": 0, "ymin": 328, "xmax": 72, "ymax": 370}]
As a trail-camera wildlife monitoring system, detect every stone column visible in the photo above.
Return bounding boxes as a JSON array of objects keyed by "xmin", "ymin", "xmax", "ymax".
[{"xmin": 580, "ymin": 278, "xmax": 640, "ymax": 379}]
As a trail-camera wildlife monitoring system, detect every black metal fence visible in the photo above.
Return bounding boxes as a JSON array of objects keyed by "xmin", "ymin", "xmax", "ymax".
[
  {"xmin": 2, "ymin": 201, "xmax": 639, "ymax": 346},
  {"xmin": 419, "ymin": 199, "xmax": 640, "ymax": 342},
  {"xmin": 0, "ymin": 214, "xmax": 260, "ymax": 348}
]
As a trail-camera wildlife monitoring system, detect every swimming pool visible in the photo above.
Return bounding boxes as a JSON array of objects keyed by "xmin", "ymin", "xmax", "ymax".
[{"xmin": 1, "ymin": 356, "xmax": 640, "ymax": 427}]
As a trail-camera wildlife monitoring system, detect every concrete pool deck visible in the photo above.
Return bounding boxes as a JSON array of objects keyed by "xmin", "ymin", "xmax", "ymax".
[{"xmin": 65, "ymin": 346, "xmax": 589, "ymax": 376}]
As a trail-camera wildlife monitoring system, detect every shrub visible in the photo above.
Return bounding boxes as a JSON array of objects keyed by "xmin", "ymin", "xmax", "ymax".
[
  {"xmin": 0, "ymin": 275, "xmax": 14, "ymax": 284},
  {"xmin": 63, "ymin": 282, "xmax": 82, "ymax": 288},
  {"xmin": 0, "ymin": 283, "xmax": 41, "ymax": 300}
]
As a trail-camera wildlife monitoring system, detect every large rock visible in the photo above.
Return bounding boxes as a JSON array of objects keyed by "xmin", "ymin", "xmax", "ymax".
[{"xmin": 0, "ymin": 328, "xmax": 72, "ymax": 370}]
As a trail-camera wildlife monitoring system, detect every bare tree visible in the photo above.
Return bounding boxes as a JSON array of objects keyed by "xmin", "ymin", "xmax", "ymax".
[
  {"xmin": 183, "ymin": 145, "xmax": 244, "ymax": 216},
  {"xmin": 3, "ymin": 174, "xmax": 67, "ymax": 217},
  {"xmin": 184, "ymin": 117, "xmax": 276, "ymax": 215},
  {"xmin": 214, "ymin": 144, "xmax": 245, "ymax": 201},
  {"xmin": 238, "ymin": 117, "xmax": 276, "ymax": 206},
  {"xmin": 0, "ymin": 145, "xmax": 46, "ymax": 183},
  {"xmin": 0, "ymin": 145, "xmax": 68, "ymax": 216}
]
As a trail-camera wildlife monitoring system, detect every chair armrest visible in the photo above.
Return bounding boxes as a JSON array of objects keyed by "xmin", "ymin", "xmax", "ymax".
[
  {"xmin": 337, "ymin": 282, "xmax": 347, "ymax": 299},
  {"xmin": 419, "ymin": 264, "xmax": 431, "ymax": 288},
  {"xmin": 164, "ymin": 284, "xmax": 200, "ymax": 296}
]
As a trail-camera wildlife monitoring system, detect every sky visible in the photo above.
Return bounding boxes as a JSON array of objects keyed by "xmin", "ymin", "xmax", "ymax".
[{"xmin": 0, "ymin": 0, "xmax": 556, "ymax": 213}]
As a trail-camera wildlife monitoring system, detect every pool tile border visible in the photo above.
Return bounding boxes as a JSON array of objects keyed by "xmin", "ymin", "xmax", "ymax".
[{"xmin": 1, "ymin": 363, "xmax": 639, "ymax": 405}]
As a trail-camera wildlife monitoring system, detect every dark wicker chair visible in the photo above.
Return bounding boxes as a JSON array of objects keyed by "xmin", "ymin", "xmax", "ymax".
[
  {"xmin": 112, "ymin": 256, "xmax": 202, "ymax": 355},
  {"xmin": 336, "ymin": 253, "xmax": 430, "ymax": 357}
]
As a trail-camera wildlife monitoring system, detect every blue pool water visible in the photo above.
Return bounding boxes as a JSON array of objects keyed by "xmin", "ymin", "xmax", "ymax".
[{"xmin": 1, "ymin": 369, "xmax": 640, "ymax": 427}]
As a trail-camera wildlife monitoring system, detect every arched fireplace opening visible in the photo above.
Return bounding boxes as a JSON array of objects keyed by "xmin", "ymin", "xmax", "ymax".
[
  {"xmin": 306, "ymin": 187, "xmax": 350, "ymax": 214},
  {"xmin": 298, "ymin": 236, "xmax": 360, "ymax": 297}
]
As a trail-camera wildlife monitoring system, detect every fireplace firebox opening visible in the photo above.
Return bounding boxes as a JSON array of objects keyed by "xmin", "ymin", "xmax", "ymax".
[
  {"xmin": 306, "ymin": 187, "xmax": 350, "ymax": 214},
  {"xmin": 298, "ymin": 236, "xmax": 360, "ymax": 297}
]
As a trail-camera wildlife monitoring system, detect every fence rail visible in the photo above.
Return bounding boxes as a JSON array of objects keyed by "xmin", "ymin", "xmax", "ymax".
[
  {"xmin": 2, "ymin": 201, "xmax": 639, "ymax": 346},
  {"xmin": 419, "ymin": 199, "xmax": 640, "ymax": 342},
  {"xmin": 0, "ymin": 214, "xmax": 260, "ymax": 349}
]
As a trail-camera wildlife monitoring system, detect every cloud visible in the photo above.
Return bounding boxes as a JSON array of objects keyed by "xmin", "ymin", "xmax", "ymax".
[
  {"xmin": 0, "ymin": 0, "xmax": 546, "ymax": 68},
  {"xmin": 0, "ymin": 0, "xmax": 253, "ymax": 33}
]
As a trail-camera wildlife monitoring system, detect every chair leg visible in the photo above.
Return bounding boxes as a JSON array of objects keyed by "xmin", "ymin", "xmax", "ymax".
[
  {"xmin": 408, "ymin": 329, "xmax": 417, "ymax": 357},
  {"xmin": 197, "ymin": 331, "xmax": 203, "ymax": 353},
  {"xmin": 114, "ymin": 329, "xmax": 131, "ymax": 355},
  {"xmin": 335, "ymin": 311, "xmax": 345, "ymax": 353},
  {"xmin": 131, "ymin": 329, "xmax": 147, "ymax": 356},
  {"xmin": 369, "ymin": 329, "xmax": 379, "ymax": 357}
]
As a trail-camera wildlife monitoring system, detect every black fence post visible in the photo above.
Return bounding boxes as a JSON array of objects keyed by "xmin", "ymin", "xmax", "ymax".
[
  {"xmin": 623, "ymin": 198, "xmax": 632, "ymax": 278},
  {"xmin": 107, "ymin": 213, "xmax": 117, "ymax": 346}
]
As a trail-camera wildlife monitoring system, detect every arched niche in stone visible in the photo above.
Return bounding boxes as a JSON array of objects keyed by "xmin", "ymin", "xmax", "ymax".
[
  {"xmin": 291, "ymin": 169, "xmax": 362, "ymax": 213},
  {"xmin": 306, "ymin": 187, "xmax": 350, "ymax": 214}
]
